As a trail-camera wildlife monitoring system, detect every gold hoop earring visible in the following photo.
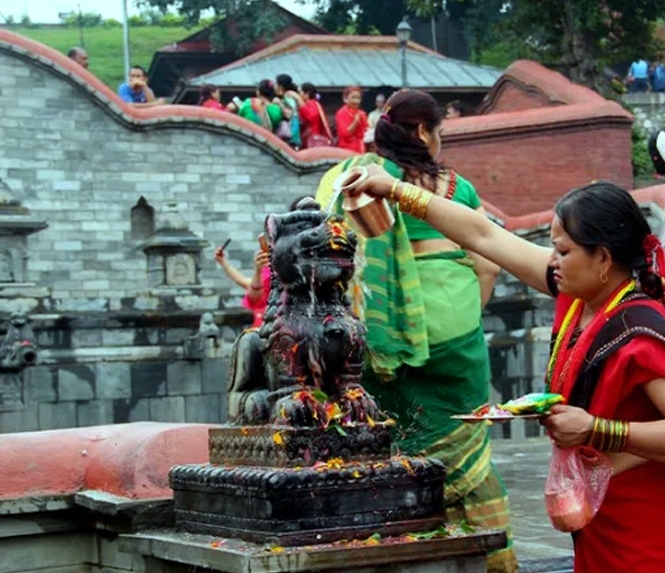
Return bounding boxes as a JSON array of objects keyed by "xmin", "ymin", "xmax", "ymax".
[{"xmin": 600, "ymin": 269, "xmax": 608, "ymax": 284}]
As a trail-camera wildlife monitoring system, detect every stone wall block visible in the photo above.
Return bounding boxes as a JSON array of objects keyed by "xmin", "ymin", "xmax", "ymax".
[
  {"xmin": 201, "ymin": 357, "xmax": 228, "ymax": 395},
  {"xmin": 166, "ymin": 361, "xmax": 202, "ymax": 396},
  {"xmin": 58, "ymin": 365, "xmax": 96, "ymax": 401},
  {"xmin": 130, "ymin": 362, "xmax": 167, "ymax": 397},
  {"xmin": 99, "ymin": 535, "xmax": 135, "ymax": 571},
  {"xmin": 71, "ymin": 329, "xmax": 104, "ymax": 348},
  {"xmin": 185, "ymin": 394, "xmax": 222, "ymax": 424},
  {"xmin": 0, "ymin": 404, "xmax": 39, "ymax": 433},
  {"xmin": 149, "ymin": 397, "xmax": 185, "ymax": 423},
  {"xmin": 38, "ymin": 402, "xmax": 77, "ymax": 430},
  {"xmin": 24, "ymin": 366, "xmax": 58, "ymax": 403},
  {"xmin": 96, "ymin": 362, "xmax": 132, "ymax": 399},
  {"xmin": 112, "ymin": 397, "xmax": 151, "ymax": 424},
  {"xmin": 77, "ymin": 399, "xmax": 114, "ymax": 427}
]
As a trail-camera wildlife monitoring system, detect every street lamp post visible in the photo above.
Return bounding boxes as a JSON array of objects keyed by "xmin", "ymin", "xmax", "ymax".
[
  {"xmin": 396, "ymin": 17, "xmax": 412, "ymax": 88},
  {"xmin": 122, "ymin": 0, "xmax": 131, "ymax": 80}
]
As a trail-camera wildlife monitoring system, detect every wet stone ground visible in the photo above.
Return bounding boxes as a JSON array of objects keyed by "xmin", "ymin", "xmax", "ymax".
[{"xmin": 491, "ymin": 436, "xmax": 574, "ymax": 573}]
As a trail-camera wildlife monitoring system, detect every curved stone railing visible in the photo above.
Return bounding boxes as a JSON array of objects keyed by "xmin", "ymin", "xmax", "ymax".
[
  {"xmin": 0, "ymin": 29, "xmax": 352, "ymax": 174},
  {"xmin": 483, "ymin": 183, "xmax": 665, "ymax": 231}
]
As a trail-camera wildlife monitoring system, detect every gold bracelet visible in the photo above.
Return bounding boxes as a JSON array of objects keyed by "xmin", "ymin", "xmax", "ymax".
[
  {"xmin": 388, "ymin": 180, "xmax": 400, "ymax": 203},
  {"xmin": 399, "ymin": 183, "xmax": 418, "ymax": 215},
  {"xmin": 398, "ymin": 183, "xmax": 433, "ymax": 220}
]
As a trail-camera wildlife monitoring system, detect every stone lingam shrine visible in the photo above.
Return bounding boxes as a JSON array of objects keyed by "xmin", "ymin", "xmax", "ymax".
[{"xmin": 0, "ymin": 199, "xmax": 505, "ymax": 573}]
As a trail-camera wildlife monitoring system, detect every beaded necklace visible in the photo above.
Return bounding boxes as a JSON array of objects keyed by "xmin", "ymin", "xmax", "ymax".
[{"xmin": 546, "ymin": 279, "xmax": 636, "ymax": 392}]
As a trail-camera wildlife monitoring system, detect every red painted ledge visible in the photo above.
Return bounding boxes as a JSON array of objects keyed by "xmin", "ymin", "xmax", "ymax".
[
  {"xmin": 0, "ymin": 29, "xmax": 354, "ymax": 168},
  {"xmin": 0, "ymin": 422, "xmax": 212, "ymax": 500},
  {"xmin": 484, "ymin": 184, "xmax": 665, "ymax": 231},
  {"xmin": 445, "ymin": 60, "xmax": 633, "ymax": 143}
]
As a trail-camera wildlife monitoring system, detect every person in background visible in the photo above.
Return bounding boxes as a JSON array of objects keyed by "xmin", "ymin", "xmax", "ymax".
[
  {"xmin": 298, "ymin": 82, "xmax": 334, "ymax": 148},
  {"xmin": 228, "ymin": 80, "xmax": 283, "ymax": 134},
  {"xmin": 364, "ymin": 92, "xmax": 387, "ymax": 152},
  {"xmin": 445, "ymin": 100, "xmax": 470, "ymax": 119},
  {"xmin": 215, "ymin": 243, "xmax": 270, "ymax": 329},
  {"xmin": 349, "ymin": 169, "xmax": 665, "ymax": 573},
  {"xmin": 649, "ymin": 56, "xmax": 665, "ymax": 93},
  {"xmin": 335, "ymin": 86, "xmax": 369, "ymax": 153},
  {"xmin": 117, "ymin": 65, "xmax": 165, "ymax": 108},
  {"xmin": 316, "ymin": 90, "xmax": 514, "ymax": 573},
  {"xmin": 67, "ymin": 47, "xmax": 89, "ymax": 69},
  {"xmin": 367, "ymin": 93, "xmax": 386, "ymax": 129},
  {"xmin": 274, "ymin": 74, "xmax": 303, "ymax": 149},
  {"xmin": 626, "ymin": 57, "xmax": 650, "ymax": 93},
  {"xmin": 198, "ymin": 84, "xmax": 225, "ymax": 111},
  {"xmin": 214, "ymin": 196, "xmax": 314, "ymax": 327}
]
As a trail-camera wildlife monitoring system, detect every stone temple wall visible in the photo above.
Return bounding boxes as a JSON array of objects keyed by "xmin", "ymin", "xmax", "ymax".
[
  {"xmin": 0, "ymin": 31, "xmax": 349, "ymax": 433},
  {"xmin": 623, "ymin": 92, "xmax": 665, "ymax": 134},
  {"xmin": 0, "ymin": 42, "xmax": 347, "ymax": 312}
]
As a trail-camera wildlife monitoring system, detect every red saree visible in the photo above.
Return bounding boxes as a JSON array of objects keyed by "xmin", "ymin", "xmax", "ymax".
[{"xmin": 550, "ymin": 289, "xmax": 665, "ymax": 573}]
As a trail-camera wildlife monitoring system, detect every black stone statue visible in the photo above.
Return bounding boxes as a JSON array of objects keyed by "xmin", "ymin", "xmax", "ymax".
[
  {"xmin": 170, "ymin": 199, "xmax": 447, "ymax": 546},
  {"xmin": 227, "ymin": 198, "xmax": 380, "ymax": 428}
]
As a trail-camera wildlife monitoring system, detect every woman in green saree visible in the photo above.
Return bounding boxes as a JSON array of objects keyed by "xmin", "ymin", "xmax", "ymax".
[
  {"xmin": 315, "ymin": 90, "xmax": 517, "ymax": 573},
  {"xmin": 229, "ymin": 79, "xmax": 284, "ymax": 133}
]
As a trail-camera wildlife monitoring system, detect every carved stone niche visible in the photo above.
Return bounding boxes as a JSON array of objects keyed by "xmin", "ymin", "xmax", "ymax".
[
  {"xmin": 0, "ymin": 179, "xmax": 48, "ymax": 286},
  {"xmin": 140, "ymin": 203, "xmax": 209, "ymax": 289}
]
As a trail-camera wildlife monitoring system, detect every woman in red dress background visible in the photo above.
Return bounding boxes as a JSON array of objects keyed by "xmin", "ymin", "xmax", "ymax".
[
  {"xmin": 335, "ymin": 86, "xmax": 368, "ymax": 153},
  {"xmin": 298, "ymin": 82, "xmax": 334, "ymax": 148},
  {"xmin": 198, "ymin": 84, "xmax": 226, "ymax": 111}
]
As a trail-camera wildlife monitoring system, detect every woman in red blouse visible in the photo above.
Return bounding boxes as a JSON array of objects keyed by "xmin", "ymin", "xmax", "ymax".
[
  {"xmin": 198, "ymin": 84, "xmax": 226, "ymax": 111},
  {"xmin": 298, "ymin": 83, "xmax": 334, "ymax": 148},
  {"xmin": 335, "ymin": 86, "xmax": 368, "ymax": 153}
]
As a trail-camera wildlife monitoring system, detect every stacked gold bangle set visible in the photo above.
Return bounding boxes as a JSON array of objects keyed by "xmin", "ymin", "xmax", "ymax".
[
  {"xmin": 388, "ymin": 179, "xmax": 433, "ymax": 220},
  {"xmin": 586, "ymin": 417, "xmax": 630, "ymax": 453}
]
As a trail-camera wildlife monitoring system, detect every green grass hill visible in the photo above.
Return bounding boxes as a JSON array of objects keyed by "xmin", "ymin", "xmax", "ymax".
[{"xmin": 6, "ymin": 25, "xmax": 203, "ymax": 90}]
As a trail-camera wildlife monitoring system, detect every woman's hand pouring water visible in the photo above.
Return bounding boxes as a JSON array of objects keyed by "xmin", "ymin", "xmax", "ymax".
[{"xmin": 348, "ymin": 164, "xmax": 400, "ymax": 200}]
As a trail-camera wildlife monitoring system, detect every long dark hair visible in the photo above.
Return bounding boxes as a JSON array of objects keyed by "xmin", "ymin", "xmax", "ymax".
[
  {"xmin": 301, "ymin": 82, "xmax": 317, "ymax": 99},
  {"xmin": 555, "ymin": 181, "xmax": 664, "ymax": 300},
  {"xmin": 276, "ymin": 74, "xmax": 297, "ymax": 93},
  {"xmin": 374, "ymin": 90, "xmax": 444, "ymax": 188},
  {"xmin": 257, "ymin": 79, "xmax": 276, "ymax": 100},
  {"xmin": 198, "ymin": 84, "xmax": 218, "ymax": 105}
]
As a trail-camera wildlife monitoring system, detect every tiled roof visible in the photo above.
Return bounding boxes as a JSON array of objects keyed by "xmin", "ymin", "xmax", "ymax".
[{"xmin": 189, "ymin": 35, "xmax": 502, "ymax": 90}]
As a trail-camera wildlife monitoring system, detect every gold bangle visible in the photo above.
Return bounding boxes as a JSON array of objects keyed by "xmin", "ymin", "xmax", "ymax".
[{"xmin": 388, "ymin": 180, "xmax": 400, "ymax": 203}]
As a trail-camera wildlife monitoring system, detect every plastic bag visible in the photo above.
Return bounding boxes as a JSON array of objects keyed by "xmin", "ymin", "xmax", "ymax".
[{"xmin": 544, "ymin": 445, "xmax": 612, "ymax": 532}]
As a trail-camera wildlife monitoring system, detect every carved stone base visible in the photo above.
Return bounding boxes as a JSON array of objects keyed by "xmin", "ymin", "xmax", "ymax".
[
  {"xmin": 170, "ymin": 456, "xmax": 446, "ymax": 545},
  {"xmin": 208, "ymin": 423, "xmax": 393, "ymax": 468}
]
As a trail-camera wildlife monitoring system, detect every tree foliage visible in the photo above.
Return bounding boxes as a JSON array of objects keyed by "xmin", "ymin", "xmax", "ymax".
[
  {"xmin": 298, "ymin": 0, "xmax": 408, "ymax": 35},
  {"xmin": 137, "ymin": 0, "xmax": 285, "ymax": 54},
  {"xmin": 405, "ymin": 0, "xmax": 665, "ymax": 89}
]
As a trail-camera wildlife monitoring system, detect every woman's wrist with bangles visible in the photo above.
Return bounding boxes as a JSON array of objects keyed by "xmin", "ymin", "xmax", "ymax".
[
  {"xmin": 388, "ymin": 180, "xmax": 433, "ymax": 220},
  {"xmin": 585, "ymin": 416, "xmax": 630, "ymax": 453}
]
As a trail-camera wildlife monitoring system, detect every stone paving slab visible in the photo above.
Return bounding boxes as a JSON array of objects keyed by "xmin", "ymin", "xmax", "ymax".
[{"xmin": 490, "ymin": 436, "xmax": 574, "ymax": 569}]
